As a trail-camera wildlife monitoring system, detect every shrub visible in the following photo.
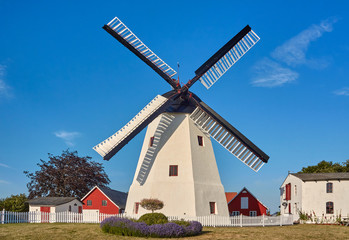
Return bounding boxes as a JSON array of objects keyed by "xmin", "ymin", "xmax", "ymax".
[
  {"xmin": 171, "ymin": 220, "xmax": 190, "ymax": 226},
  {"xmin": 149, "ymin": 223, "xmax": 185, "ymax": 237},
  {"xmin": 183, "ymin": 220, "xmax": 202, "ymax": 236},
  {"xmin": 299, "ymin": 211, "xmax": 309, "ymax": 221},
  {"xmin": 138, "ymin": 213, "xmax": 168, "ymax": 225},
  {"xmin": 140, "ymin": 198, "xmax": 164, "ymax": 213},
  {"xmin": 100, "ymin": 216, "xmax": 202, "ymax": 238}
]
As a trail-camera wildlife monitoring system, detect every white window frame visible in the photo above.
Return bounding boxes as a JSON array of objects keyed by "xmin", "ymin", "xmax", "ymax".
[
  {"xmin": 241, "ymin": 197, "xmax": 248, "ymax": 209},
  {"xmin": 232, "ymin": 211, "xmax": 240, "ymax": 216},
  {"xmin": 249, "ymin": 211, "xmax": 257, "ymax": 216}
]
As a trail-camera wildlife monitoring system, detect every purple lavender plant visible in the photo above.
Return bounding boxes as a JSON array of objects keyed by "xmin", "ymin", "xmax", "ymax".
[
  {"xmin": 184, "ymin": 221, "xmax": 203, "ymax": 236},
  {"xmin": 100, "ymin": 216, "xmax": 202, "ymax": 237}
]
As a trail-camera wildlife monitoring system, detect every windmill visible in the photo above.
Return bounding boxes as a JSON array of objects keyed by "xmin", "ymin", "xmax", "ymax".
[{"xmin": 94, "ymin": 16, "xmax": 269, "ymax": 216}]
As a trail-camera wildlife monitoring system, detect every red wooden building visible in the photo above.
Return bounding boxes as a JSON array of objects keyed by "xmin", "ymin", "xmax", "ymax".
[
  {"xmin": 81, "ymin": 186, "xmax": 128, "ymax": 214},
  {"xmin": 227, "ymin": 187, "xmax": 268, "ymax": 216}
]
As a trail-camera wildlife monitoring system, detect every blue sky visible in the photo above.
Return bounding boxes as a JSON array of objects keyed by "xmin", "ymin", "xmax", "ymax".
[{"xmin": 0, "ymin": 0, "xmax": 348, "ymax": 213}]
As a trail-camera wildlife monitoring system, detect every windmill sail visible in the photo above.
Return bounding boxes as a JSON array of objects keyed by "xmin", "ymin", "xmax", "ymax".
[
  {"xmin": 104, "ymin": 17, "xmax": 178, "ymax": 89},
  {"xmin": 189, "ymin": 102, "xmax": 269, "ymax": 172},
  {"xmin": 93, "ymin": 95, "xmax": 173, "ymax": 160},
  {"xmin": 136, "ymin": 113, "xmax": 175, "ymax": 185},
  {"xmin": 195, "ymin": 25, "xmax": 260, "ymax": 89}
]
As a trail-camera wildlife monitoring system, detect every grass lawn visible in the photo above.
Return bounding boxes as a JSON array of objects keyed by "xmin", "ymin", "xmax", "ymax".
[{"xmin": 0, "ymin": 223, "xmax": 348, "ymax": 240}]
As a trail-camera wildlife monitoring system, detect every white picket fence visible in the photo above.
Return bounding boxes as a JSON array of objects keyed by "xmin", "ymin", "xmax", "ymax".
[{"xmin": 0, "ymin": 210, "xmax": 293, "ymax": 227}]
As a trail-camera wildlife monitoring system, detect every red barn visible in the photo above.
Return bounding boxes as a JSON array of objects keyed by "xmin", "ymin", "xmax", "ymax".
[
  {"xmin": 227, "ymin": 187, "xmax": 268, "ymax": 216},
  {"xmin": 81, "ymin": 186, "xmax": 128, "ymax": 214}
]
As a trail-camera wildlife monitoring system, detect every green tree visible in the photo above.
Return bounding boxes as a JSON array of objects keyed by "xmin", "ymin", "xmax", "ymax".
[
  {"xmin": 0, "ymin": 194, "xmax": 29, "ymax": 212},
  {"xmin": 24, "ymin": 149, "xmax": 110, "ymax": 199},
  {"xmin": 140, "ymin": 198, "xmax": 164, "ymax": 213},
  {"xmin": 299, "ymin": 160, "xmax": 349, "ymax": 173}
]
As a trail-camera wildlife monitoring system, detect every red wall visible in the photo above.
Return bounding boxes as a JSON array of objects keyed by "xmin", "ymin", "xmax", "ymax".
[
  {"xmin": 82, "ymin": 188, "xmax": 120, "ymax": 214},
  {"xmin": 228, "ymin": 189, "xmax": 267, "ymax": 216}
]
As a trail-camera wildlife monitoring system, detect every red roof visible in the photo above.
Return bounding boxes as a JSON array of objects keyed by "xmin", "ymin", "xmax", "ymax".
[{"xmin": 225, "ymin": 192, "xmax": 237, "ymax": 203}]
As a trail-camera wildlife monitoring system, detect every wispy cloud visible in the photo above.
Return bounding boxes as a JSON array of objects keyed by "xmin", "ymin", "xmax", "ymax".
[
  {"xmin": 252, "ymin": 17, "xmax": 337, "ymax": 88},
  {"xmin": 333, "ymin": 87, "xmax": 349, "ymax": 96},
  {"xmin": 0, "ymin": 179, "xmax": 10, "ymax": 184},
  {"xmin": 271, "ymin": 17, "xmax": 337, "ymax": 67},
  {"xmin": 54, "ymin": 130, "xmax": 81, "ymax": 146},
  {"xmin": 252, "ymin": 58, "xmax": 298, "ymax": 87},
  {"xmin": 0, "ymin": 163, "xmax": 10, "ymax": 168},
  {"xmin": 0, "ymin": 64, "xmax": 11, "ymax": 98}
]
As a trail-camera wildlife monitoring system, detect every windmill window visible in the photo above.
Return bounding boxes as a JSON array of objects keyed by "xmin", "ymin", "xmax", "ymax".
[
  {"xmin": 326, "ymin": 183, "xmax": 333, "ymax": 193},
  {"xmin": 249, "ymin": 211, "xmax": 257, "ymax": 216},
  {"xmin": 102, "ymin": 200, "xmax": 107, "ymax": 206},
  {"xmin": 326, "ymin": 202, "xmax": 334, "ymax": 214},
  {"xmin": 135, "ymin": 202, "xmax": 140, "ymax": 214},
  {"xmin": 87, "ymin": 200, "xmax": 92, "ymax": 206},
  {"xmin": 241, "ymin": 197, "xmax": 248, "ymax": 209},
  {"xmin": 149, "ymin": 136, "xmax": 155, "ymax": 147},
  {"xmin": 209, "ymin": 202, "xmax": 216, "ymax": 214},
  {"xmin": 198, "ymin": 136, "xmax": 204, "ymax": 146},
  {"xmin": 169, "ymin": 165, "xmax": 178, "ymax": 176}
]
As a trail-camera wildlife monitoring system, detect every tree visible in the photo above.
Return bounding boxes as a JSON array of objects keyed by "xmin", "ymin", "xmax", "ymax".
[
  {"xmin": 0, "ymin": 194, "xmax": 29, "ymax": 212},
  {"xmin": 24, "ymin": 149, "xmax": 110, "ymax": 199},
  {"xmin": 140, "ymin": 198, "xmax": 164, "ymax": 213},
  {"xmin": 299, "ymin": 160, "xmax": 349, "ymax": 173}
]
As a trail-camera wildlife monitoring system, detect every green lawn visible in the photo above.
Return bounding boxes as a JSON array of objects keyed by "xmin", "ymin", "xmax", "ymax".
[{"xmin": 0, "ymin": 223, "xmax": 348, "ymax": 240}]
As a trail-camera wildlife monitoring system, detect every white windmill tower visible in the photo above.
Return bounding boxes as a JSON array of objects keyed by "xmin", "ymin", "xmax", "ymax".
[{"xmin": 94, "ymin": 16, "xmax": 269, "ymax": 217}]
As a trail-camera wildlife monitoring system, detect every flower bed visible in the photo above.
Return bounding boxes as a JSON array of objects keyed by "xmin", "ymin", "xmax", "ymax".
[{"xmin": 100, "ymin": 216, "xmax": 202, "ymax": 238}]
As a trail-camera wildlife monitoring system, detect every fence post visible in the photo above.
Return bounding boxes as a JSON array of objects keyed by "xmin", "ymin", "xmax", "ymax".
[
  {"xmin": 263, "ymin": 214, "xmax": 265, "ymax": 227},
  {"xmin": 280, "ymin": 215, "xmax": 282, "ymax": 226},
  {"xmin": 240, "ymin": 214, "xmax": 243, "ymax": 227},
  {"xmin": 1, "ymin": 209, "xmax": 5, "ymax": 224}
]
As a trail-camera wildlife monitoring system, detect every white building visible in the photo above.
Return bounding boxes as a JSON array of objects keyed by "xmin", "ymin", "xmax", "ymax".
[
  {"xmin": 280, "ymin": 172, "xmax": 349, "ymax": 222},
  {"xmin": 27, "ymin": 197, "xmax": 83, "ymax": 213}
]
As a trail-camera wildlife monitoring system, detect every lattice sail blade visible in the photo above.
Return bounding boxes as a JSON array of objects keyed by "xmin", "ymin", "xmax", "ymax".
[
  {"xmin": 189, "ymin": 104, "xmax": 269, "ymax": 172},
  {"xmin": 136, "ymin": 113, "xmax": 175, "ymax": 185},
  {"xmin": 104, "ymin": 17, "xmax": 177, "ymax": 88},
  {"xmin": 93, "ymin": 95, "xmax": 170, "ymax": 160},
  {"xmin": 196, "ymin": 26, "xmax": 260, "ymax": 89}
]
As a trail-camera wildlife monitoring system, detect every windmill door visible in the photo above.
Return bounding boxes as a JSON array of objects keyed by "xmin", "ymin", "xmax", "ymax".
[{"xmin": 40, "ymin": 206, "xmax": 50, "ymax": 223}]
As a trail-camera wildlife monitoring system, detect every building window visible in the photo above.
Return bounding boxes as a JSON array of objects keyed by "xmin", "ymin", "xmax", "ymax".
[
  {"xmin": 102, "ymin": 200, "xmax": 107, "ymax": 206},
  {"xmin": 294, "ymin": 185, "xmax": 297, "ymax": 196},
  {"xmin": 135, "ymin": 202, "xmax": 140, "ymax": 214},
  {"xmin": 149, "ymin": 136, "xmax": 154, "ymax": 147},
  {"xmin": 232, "ymin": 211, "xmax": 240, "ymax": 216},
  {"xmin": 241, "ymin": 197, "xmax": 248, "ymax": 209},
  {"xmin": 198, "ymin": 136, "xmax": 203, "ymax": 146},
  {"xmin": 326, "ymin": 202, "xmax": 334, "ymax": 214},
  {"xmin": 209, "ymin": 202, "xmax": 216, "ymax": 214},
  {"xmin": 249, "ymin": 211, "xmax": 257, "ymax": 216},
  {"xmin": 169, "ymin": 165, "xmax": 178, "ymax": 176},
  {"xmin": 68, "ymin": 205, "xmax": 71, "ymax": 212},
  {"xmin": 87, "ymin": 200, "xmax": 92, "ymax": 206},
  {"xmin": 285, "ymin": 183, "xmax": 291, "ymax": 200},
  {"xmin": 326, "ymin": 182, "xmax": 333, "ymax": 193}
]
